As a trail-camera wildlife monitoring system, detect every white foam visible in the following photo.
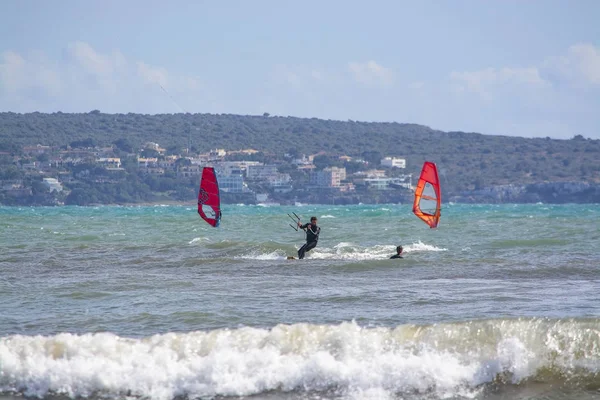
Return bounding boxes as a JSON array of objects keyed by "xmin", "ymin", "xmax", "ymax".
[
  {"xmin": 236, "ymin": 241, "xmax": 449, "ymax": 261},
  {"xmin": 497, "ymin": 337, "xmax": 537, "ymax": 383},
  {"xmin": 237, "ymin": 251, "xmax": 287, "ymax": 260},
  {"xmin": 320, "ymin": 215, "xmax": 336, "ymax": 219},
  {"xmin": 404, "ymin": 240, "xmax": 447, "ymax": 252},
  {"xmin": 308, "ymin": 241, "xmax": 447, "ymax": 259},
  {"xmin": 308, "ymin": 244, "xmax": 397, "ymax": 260},
  {"xmin": 7, "ymin": 320, "xmax": 586, "ymax": 400},
  {"xmin": 230, "ymin": 240, "xmax": 446, "ymax": 262},
  {"xmin": 188, "ymin": 237, "xmax": 209, "ymax": 244}
]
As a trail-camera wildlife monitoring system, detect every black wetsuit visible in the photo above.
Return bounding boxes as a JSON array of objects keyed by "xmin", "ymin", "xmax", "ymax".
[
  {"xmin": 298, "ymin": 223, "xmax": 320, "ymax": 259},
  {"xmin": 390, "ymin": 254, "xmax": 403, "ymax": 259}
]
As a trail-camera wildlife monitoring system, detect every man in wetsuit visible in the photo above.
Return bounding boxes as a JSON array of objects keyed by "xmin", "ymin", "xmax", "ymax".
[
  {"xmin": 297, "ymin": 216, "xmax": 320, "ymax": 259},
  {"xmin": 390, "ymin": 245, "xmax": 403, "ymax": 259}
]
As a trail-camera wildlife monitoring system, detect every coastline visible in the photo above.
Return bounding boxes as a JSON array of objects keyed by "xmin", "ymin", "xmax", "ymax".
[{"xmin": 125, "ymin": 200, "xmax": 197, "ymax": 206}]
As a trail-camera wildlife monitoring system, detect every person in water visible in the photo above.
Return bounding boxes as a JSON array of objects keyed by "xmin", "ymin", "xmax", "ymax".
[
  {"xmin": 390, "ymin": 245, "xmax": 403, "ymax": 259},
  {"xmin": 297, "ymin": 216, "xmax": 320, "ymax": 259}
]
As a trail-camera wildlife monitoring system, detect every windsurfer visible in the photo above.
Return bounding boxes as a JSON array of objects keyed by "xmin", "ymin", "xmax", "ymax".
[
  {"xmin": 297, "ymin": 216, "xmax": 320, "ymax": 259},
  {"xmin": 390, "ymin": 245, "xmax": 403, "ymax": 259}
]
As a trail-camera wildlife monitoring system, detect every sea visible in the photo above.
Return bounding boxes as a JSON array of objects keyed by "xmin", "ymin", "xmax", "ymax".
[{"xmin": 1, "ymin": 203, "xmax": 599, "ymax": 400}]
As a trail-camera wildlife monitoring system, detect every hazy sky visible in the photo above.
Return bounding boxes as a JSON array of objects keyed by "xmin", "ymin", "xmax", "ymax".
[{"xmin": 1, "ymin": 0, "xmax": 599, "ymax": 139}]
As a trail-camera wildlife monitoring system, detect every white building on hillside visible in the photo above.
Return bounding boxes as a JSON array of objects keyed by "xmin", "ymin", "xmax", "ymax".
[
  {"xmin": 310, "ymin": 167, "xmax": 346, "ymax": 188},
  {"xmin": 42, "ymin": 178, "xmax": 63, "ymax": 192},
  {"xmin": 216, "ymin": 161, "xmax": 261, "ymax": 176},
  {"xmin": 218, "ymin": 175, "xmax": 251, "ymax": 193},
  {"xmin": 96, "ymin": 158, "xmax": 122, "ymax": 168},
  {"xmin": 247, "ymin": 164, "xmax": 278, "ymax": 180},
  {"xmin": 381, "ymin": 157, "xmax": 406, "ymax": 168}
]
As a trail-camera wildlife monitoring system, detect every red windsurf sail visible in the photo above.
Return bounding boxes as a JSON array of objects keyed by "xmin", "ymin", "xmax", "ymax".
[
  {"xmin": 197, "ymin": 167, "xmax": 221, "ymax": 227},
  {"xmin": 412, "ymin": 161, "xmax": 441, "ymax": 228}
]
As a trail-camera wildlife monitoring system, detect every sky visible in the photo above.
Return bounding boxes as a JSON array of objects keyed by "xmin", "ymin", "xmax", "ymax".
[{"xmin": 0, "ymin": 0, "xmax": 599, "ymax": 139}]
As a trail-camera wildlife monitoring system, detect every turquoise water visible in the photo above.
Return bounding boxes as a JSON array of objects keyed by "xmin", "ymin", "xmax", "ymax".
[{"xmin": 1, "ymin": 203, "xmax": 599, "ymax": 400}]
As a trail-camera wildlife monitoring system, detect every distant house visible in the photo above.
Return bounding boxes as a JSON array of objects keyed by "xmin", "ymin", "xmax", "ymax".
[
  {"xmin": 95, "ymin": 146, "xmax": 117, "ymax": 158},
  {"xmin": 146, "ymin": 166, "xmax": 165, "ymax": 175},
  {"xmin": 5, "ymin": 186, "xmax": 31, "ymax": 197},
  {"xmin": 218, "ymin": 174, "xmax": 250, "ymax": 193},
  {"xmin": 246, "ymin": 164, "xmax": 278, "ymax": 180},
  {"xmin": 144, "ymin": 142, "xmax": 166, "ymax": 155},
  {"xmin": 96, "ymin": 158, "xmax": 122, "ymax": 169},
  {"xmin": 228, "ymin": 148, "xmax": 260, "ymax": 156},
  {"xmin": 22, "ymin": 144, "xmax": 51, "ymax": 155},
  {"xmin": 292, "ymin": 155, "xmax": 315, "ymax": 170},
  {"xmin": 137, "ymin": 157, "xmax": 158, "ymax": 168},
  {"xmin": 209, "ymin": 149, "xmax": 227, "ymax": 158},
  {"xmin": 177, "ymin": 165, "xmax": 202, "ymax": 178},
  {"xmin": 217, "ymin": 161, "xmax": 261, "ymax": 176},
  {"xmin": 363, "ymin": 178, "xmax": 391, "ymax": 190},
  {"xmin": 339, "ymin": 182, "xmax": 355, "ymax": 192},
  {"xmin": 42, "ymin": 178, "xmax": 63, "ymax": 192},
  {"xmin": 355, "ymin": 169, "xmax": 387, "ymax": 179},
  {"xmin": 360, "ymin": 176, "xmax": 412, "ymax": 191},
  {"xmin": 267, "ymin": 173, "xmax": 293, "ymax": 193},
  {"xmin": 157, "ymin": 155, "xmax": 178, "ymax": 171},
  {"xmin": 20, "ymin": 161, "xmax": 39, "ymax": 171},
  {"xmin": 381, "ymin": 157, "xmax": 406, "ymax": 168},
  {"xmin": 310, "ymin": 167, "xmax": 346, "ymax": 188},
  {"xmin": 307, "ymin": 151, "xmax": 327, "ymax": 162},
  {"xmin": 60, "ymin": 149, "xmax": 95, "ymax": 160}
]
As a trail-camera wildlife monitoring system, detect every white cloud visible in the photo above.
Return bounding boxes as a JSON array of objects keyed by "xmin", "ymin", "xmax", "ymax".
[
  {"xmin": 573, "ymin": 44, "xmax": 600, "ymax": 84},
  {"xmin": 0, "ymin": 42, "xmax": 205, "ymax": 113},
  {"xmin": 348, "ymin": 60, "xmax": 393, "ymax": 86},
  {"xmin": 66, "ymin": 41, "xmax": 125, "ymax": 77},
  {"xmin": 448, "ymin": 44, "xmax": 600, "ymax": 113},
  {"xmin": 450, "ymin": 67, "xmax": 546, "ymax": 100},
  {"xmin": 1, "ymin": 41, "xmax": 598, "ymax": 140},
  {"xmin": 542, "ymin": 43, "xmax": 600, "ymax": 86},
  {"xmin": 408, "ymin": 81, "xmax": 425, "ymax": 90},
  {"xmin": 0, "ymin": 51, "xmax": 26, "ymax": 93},
  {"xmin": 0, "ymin": 50, "xmax": 62, "ymax": 97},
  {"xmin": 435, "ymin": 45, "xmax": 600, "ymax": 138},
  {"xmin": 137, "ymin": 62, "xmax": 169, "ymax": 88},
  {"xmin": 271, "ymin": 64, "xmax": 330, "ymax": 89}
]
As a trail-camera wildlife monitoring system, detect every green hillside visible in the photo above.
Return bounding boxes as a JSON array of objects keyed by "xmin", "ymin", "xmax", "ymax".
[{"xmin": 1, "ymin": 111, "xmax": 598, "ymax": 195}]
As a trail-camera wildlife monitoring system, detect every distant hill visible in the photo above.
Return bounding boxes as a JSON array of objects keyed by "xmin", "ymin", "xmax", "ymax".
[{"xmin": 1, "ymin": 111, "xmax": 599, "ymax": 194}]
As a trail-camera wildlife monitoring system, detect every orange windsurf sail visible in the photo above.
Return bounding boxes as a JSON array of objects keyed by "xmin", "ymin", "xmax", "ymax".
[{"xmin": 412, "ymin": 161, "xmax": 441, "ymax": 228}]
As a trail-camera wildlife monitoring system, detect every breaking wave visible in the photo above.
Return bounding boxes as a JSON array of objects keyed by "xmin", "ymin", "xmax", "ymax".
[{"xmin": 2, "ymin": 318, "xmax": 600, "ymax": 399}]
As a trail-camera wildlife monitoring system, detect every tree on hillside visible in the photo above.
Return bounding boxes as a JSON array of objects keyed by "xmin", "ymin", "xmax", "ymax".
[
  {"xmin": 114, "ymin": 138, "xmax": 134, "ymax": 153},
  {"xmin": 362, "ymin": 151, "xmax": 382, "ymax": 166},
  {"xmin": 70, "ymin": 138, "xmax": 97, "ymax": 148}
]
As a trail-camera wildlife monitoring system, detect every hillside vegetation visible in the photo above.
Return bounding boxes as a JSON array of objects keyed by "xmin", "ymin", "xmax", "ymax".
[{"xmin": 1, "ymin": 111, "xmax": 599, "ymax": 194}]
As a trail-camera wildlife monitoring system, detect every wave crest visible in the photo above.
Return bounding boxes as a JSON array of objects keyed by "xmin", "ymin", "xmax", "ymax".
[{"xmin": 2, "ymin": 318, "xmax": 600, "ymax": 399}]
